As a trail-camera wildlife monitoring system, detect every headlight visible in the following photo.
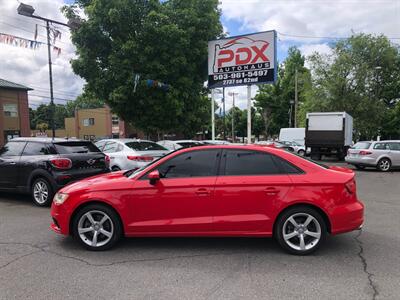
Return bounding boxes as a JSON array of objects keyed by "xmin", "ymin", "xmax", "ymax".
[{"xmin": 53, "ymin": 193, "xmax": 69, "ymax": 205}]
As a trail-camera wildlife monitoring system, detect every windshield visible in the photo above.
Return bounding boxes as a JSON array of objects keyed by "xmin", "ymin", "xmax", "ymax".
[
  {"xmin": 125, "ymin": 141, "xmax": 167, "ymax": 151},
  {"xmin": 352, "ymin": 142, "xmax": 372, "ymax": 149}
]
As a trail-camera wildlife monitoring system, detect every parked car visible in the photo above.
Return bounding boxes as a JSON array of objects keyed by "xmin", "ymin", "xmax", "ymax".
[
  {"xmin": 279, "ymin": 128, "xmax": 305, "ymax": 146},
  {"xmin": 51, "ymin": 144, "xmax": 364, "ymax": 255},
  {"xmin": 201, "ymin": 140, "xmax": 231, "ymax": 145},
  {"xmin": 279, "ymin": 141, "xmax": 306, "ymax": 156},
  {"xmin": 255, "ymin": 141, "xmax": 295, "ymax": 152},
  {"xmin": 157, "ymin": 140, "xmax": 204, "ymax": 150},
  {"xmin": 95, "ymin": 139, "xmax": 170, "ymax": 171},
  {"xmin": 0, "ymin": 138, "xmax": 109, "ymax": 206},
  {"xmin": 345, "ymin": 140, "xmax": 400, "ymax": 172}
]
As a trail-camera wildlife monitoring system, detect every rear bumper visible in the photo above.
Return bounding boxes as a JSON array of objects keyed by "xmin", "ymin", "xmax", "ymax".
[
  {"xmin": 330, "ymin": 200, "xmax": 364, "ymax": 235},
  {"xmin": 345, "ymin": 156, "xmax": 377, "ymax": 166}
]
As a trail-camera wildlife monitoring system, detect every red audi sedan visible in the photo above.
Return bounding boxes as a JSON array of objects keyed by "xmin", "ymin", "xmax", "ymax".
[{"xmin": 51, "ymin": 145, "xmax": 364, "ymax": 255}]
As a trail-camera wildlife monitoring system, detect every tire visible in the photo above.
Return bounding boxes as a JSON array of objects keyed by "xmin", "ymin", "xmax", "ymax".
[
  {"xmin": 275, "ymin": 206, "xmax": 327, "ymax": 255},
  {"xmin": 355, "ymin": 165, "xmax": 365, "ymax": 170},
  {"xmin": 297, "ymin": 150, "xmax": 305, "ymax": 156},
  {"xmin": 111, "ymin": 166, "xmax": 121, "ymax": 172},
  {"xmin": 71, "ymin": 204, "xmax": 122, "ymax": 251},
  {"xmin": 31, "ymin": 177, "xmax": 54, "ymax": 207},
  {"xmin": 377, "ymin": 158, "xmax": 391, "ymax": 172}
]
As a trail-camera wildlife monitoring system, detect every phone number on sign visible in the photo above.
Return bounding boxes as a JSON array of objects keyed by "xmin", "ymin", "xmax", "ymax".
[{"xmin": 213, "ymin": 70, "xmax": 268, "ymax": 81}]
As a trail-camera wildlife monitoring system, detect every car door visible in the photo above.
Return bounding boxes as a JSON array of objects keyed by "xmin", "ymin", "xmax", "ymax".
[
  {"xmin": 388, "ymin": 142, "xmax": 400, "ymax": 166},
  {"xmin": 213, "ymin": 149, "xmax": 292, "ymax": 232},
  {"xmin": 18, "ymin": 142, "xmax": 51, "ymax": 189},
  {"xmin": 0, "ymin": 141, "xmax": 26, "ymax": 189},
  {"xmin": 373, "ymin": 142, "xmax": 391, "ymax": 161},
  {"xmin": 126, "ymin": 149, "xmax": 221, "ymax": 233}
]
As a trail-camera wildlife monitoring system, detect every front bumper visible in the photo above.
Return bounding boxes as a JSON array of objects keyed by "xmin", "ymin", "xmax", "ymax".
[
  {"xmin": 50, "ymin": 202, "xmax": 71, "ymax": 235},
  {"xmin": 330, "ymin": 200, "xmax": 365, "ymax": 235}
]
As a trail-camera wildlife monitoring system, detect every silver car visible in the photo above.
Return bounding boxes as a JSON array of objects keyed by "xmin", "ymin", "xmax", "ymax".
[{"xmin": 345, "ymin": 140, "xmax": 400, "ymax": 172}]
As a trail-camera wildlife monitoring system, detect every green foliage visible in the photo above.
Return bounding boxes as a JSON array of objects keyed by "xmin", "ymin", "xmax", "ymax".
[
  {"xmin": 255, "ymin": 47, "xmax": 311, "ymax": 137},
  {"xmin": 301, "ymin": 33, "xmax": 400, "ymax": 139},
  {"xmin": 30, "ymin": 104, "xmax": 69, "ymax": 130},
  {"xmin": 63, "ymin": 0, "xmax": 222, "ymax": 137}
]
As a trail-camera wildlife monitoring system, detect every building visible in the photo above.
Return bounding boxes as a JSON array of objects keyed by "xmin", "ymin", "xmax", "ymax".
[
  {"xmin": 0, "ymin": 78, "xmax": 32, "ymax": 147},
  {"xmin": 63, "ymin": 106, "xmax": 144, "ymax": 140}
]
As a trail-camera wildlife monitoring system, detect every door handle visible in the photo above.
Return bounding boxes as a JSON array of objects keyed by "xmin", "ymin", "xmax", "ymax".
[
  {"xmin": 265, "ymin": 187, "xmax": 279, "ymax": 195},
  {"xmin": 195, "ymin": 188, "xmax": 210, "ymax": 196}
]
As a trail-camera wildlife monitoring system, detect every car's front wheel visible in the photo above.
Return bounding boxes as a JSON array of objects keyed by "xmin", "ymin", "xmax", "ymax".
[
  {"xmin": 32, "ymin": 177, "xmax": 54, "ymax": 207},
  {"xmin": 72, "ymin": 204, "xmax": 122, "ymax": 251},
  {"xmin": 297, "ymin": 149, "xmax": 305, "ymax": 156},
  {"xmin": 275, "ymin": 206, "xmax": 327, "ymax": 255}
]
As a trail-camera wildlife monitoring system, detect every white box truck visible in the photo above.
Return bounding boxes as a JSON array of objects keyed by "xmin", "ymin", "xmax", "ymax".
[
  {"xmin": 279, "ymin": 128, "xmax": 305, "ymax": 146},
  {"xmin": 305, "ymin": 112, "xmax": 353, "ymax": 160}
]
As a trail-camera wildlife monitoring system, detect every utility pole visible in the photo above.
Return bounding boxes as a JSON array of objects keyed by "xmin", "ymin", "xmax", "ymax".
[
  {"xmin": 247, "ymin": 85, "xmax": 252, "ymax": 144},
  {"xmin": 228, "ymin": 91, "xmax": 239, "ymax": 143},
  {"xmin": 222, "ymin": 87, "xmax": 226, "ymax": 140},
  {"xmin": 18, "ymin": 3, "xmax": 80, "ymax": 138},
  {"xmin": 294, "ymin": 68, "xmax": 298, "ymax": 128},
  {"xmin": 211, "ymin": 89, "xmax": 215, "ymax": 140}
]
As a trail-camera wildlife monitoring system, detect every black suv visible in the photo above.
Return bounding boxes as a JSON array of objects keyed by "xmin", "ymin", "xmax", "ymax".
[{"xmin": 0, "ymin": 138, "xmax": 110, "ymax": 206}]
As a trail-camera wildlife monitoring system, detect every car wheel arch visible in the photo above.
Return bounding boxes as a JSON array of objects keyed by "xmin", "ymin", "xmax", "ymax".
[
  {"xmin": 28, "ymin": 170, "xmax": 57, "ymax": 192},
  {"xmin": 69, "ymin": 200, "xmax": 125, "ymax": 237},
  {"xmin": 273, "ymin": 203, "xmax": 332, "ymax": 235}
]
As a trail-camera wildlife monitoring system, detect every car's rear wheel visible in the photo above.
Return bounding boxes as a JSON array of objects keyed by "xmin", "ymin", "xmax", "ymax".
[
  {"xmin": 32, "ymin": 177, "xmax": 54, "ymax": 207},
  {"xmin": 275, "ymin": 206, "xmax": 327, "ymax": 255},
  {"xmin": 297, "ymin": 149, "xmax": 305, "ymax": 156},
  {"xmin": 72, "ymin": 204, "xmax": 122, "ymax": 251},
  {"xmin": 377, "ymin": 158, "xmax": 391, "ymax": 172}
]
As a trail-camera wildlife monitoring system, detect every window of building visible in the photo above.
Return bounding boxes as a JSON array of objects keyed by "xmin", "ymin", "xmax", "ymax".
[
  {"xmin": 83, "ymin": 118, "xmax": 95, "ymax": 126},
  {"xmin": 112, "ymin": 116, "xmax": 119, "ymax": 126},
  {"xmin": 3, "ymin": 103, "xmax": 18, "ymax": 117}
]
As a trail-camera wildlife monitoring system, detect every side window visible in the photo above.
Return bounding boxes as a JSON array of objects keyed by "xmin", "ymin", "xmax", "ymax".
[
  {"xmin": 224, "ymin": 150, "xmax": 282, "ymax": 176},
  {"xmin": 272, "ymin": 156, "xmax": 303, "ymax": 174},
  {"xmin": 103, "ymin": 142, "xmax": 118, "ymax": 153},
  {"xmin": 22, "ymin": 142, "xmax": 49, "ymax": 155},
  {"xmin": 388, "ymin": 143, "xmax": 400, "ymax": 151},
  {"xmin": 155, "ymin": 149, "xmax": 220, "ymax": 178},
  {"xmin": 0, "ymin": 142, "xmax": 26, "ymax": 157},
  {"xmin": 374, "ymin": 143, "xmax": 389, "ymax": 150}
]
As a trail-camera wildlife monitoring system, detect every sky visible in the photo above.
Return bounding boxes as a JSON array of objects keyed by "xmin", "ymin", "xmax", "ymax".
[{"xmin": 0, "ymin": 0, "xmax": 399, "ymax": 112}]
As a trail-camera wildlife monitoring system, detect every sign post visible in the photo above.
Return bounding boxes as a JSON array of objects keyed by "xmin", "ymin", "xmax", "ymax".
[
  {"xmin": 208, "ymin": 30, "xmax": 277, "ymax": 143},
  {"xmin": 211, "ymin": 89, "xmax": 215, "ymax": 140}
]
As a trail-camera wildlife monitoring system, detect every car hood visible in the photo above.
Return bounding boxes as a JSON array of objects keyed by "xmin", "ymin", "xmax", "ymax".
[{"xmin": 60, "ymin": 171, "xmax": 130, "ymax": 194}]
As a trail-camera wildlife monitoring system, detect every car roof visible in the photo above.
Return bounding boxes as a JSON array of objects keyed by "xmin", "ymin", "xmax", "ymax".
[
  {"xmin": 356, "ymin": 140, "xmax": 400, "ymax": 143},
  {"xmin": 10, "ymin": 137, "xmax": 83, "ymax": 143}
]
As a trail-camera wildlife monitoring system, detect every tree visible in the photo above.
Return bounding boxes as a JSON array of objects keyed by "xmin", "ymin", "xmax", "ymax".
[
  {"xmin": 301, "ymin": 33, "xmax": 400, "ymax": 140},
  {"xmin": 31, "ymin": 104, "xmax": 69, "ymax": 130},
  {"xmin": 63, "ymin": 0, "xmax": 223, "ymax": 137},
  {"xmin": 255, "ymin": 47, "xmax": 311, "ymax": 137},
  {"xmin": 65, "ymin": 90, "xmax": 105, "ymax": 117}
]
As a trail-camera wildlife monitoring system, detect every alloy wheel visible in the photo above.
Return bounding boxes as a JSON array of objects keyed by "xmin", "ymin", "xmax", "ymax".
[
  {"xmin": 378, "ymin": 159, "xmax": 390, "ymax": 172},
  {"xmin": 33, "ymin": 180, "xmax": 49, "ymax": 205},
  {"xmin": 77, "ymin": 210, "xmax": 114, "ymax": 248},
  {"xmin": 282, "ymin": 213, "xmax": 322, "ymax": 252}
]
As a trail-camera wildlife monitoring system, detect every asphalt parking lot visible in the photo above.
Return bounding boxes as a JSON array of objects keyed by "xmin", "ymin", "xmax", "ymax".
[{"xmin": 0, "ymin": 162, "xmax": 399, "ymax": 300}]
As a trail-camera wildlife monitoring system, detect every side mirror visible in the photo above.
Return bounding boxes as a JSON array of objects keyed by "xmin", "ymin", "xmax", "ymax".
[{"xmin": 148, "ymin": 170, "xmax": 160, "ymax": 185}]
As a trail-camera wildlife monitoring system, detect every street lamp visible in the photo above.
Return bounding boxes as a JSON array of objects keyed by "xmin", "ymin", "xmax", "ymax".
[{"xmin": 17, "ymin": 3, "xmax": 81, "ymax": 138}]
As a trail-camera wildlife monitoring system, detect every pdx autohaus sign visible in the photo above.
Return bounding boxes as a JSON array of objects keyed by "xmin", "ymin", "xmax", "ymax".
[{"xmin": 208, "ymin": 30, "xmax": 277, "ymax": 88}]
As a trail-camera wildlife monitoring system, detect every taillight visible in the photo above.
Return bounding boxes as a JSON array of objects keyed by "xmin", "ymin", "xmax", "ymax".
[
  {"xmin": 105, "ymin": 155, "xmax": 110, "ymax": 167},
  {"xmin": 345, "ymin": 179, "xmax": 356, "ymax": 194},
  {"xmin": 127, "ymin": 156, "xmax": 153, "ymax": 162},
  {"xmin": 50, "ymin": 158, "xmax": 72, "ymax": 170},
  {"xmin": 359, "ymin": 150, "xmax": 372, "ymax": 155}
]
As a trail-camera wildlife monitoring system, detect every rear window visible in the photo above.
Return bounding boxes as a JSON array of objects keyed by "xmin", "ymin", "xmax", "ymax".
[
  {"xmin": 54, "ymin": 142, "xmax": 100, "ymax": 154},
  {"xmin": 125, "ymin": 141, "xmax": 167, "ymax": 151},
  {"xmin": 352, "ymin": 142, "xmax": 371, "ymax": 149}
]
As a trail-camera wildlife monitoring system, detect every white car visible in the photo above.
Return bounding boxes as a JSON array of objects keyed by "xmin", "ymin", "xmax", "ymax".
[
  {"xmin": 201, "ymin": 140, "xmax": 231, "ymax": 145},
  {"xmin": 279, "ymin": 141, "xmax": 307, "ymax": 156},
  {"xmin": 95, "ymin": 139, "xmax": 170, "ymax": 171},
  {"xmin": 157, "ymin": 140, "xmax": 204, "ymax": 151}
]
